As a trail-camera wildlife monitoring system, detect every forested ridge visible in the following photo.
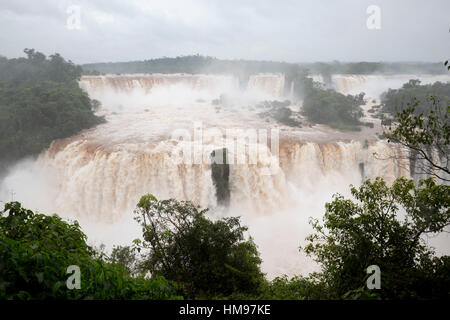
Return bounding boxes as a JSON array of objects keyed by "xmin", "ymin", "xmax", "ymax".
[
  {"xmin": 381, "ymin": 79, "xmax": 450, "ymax": 116},
  {"xmin": 82, "ymin": 55, "xmax": 446, "ymax": 76}
]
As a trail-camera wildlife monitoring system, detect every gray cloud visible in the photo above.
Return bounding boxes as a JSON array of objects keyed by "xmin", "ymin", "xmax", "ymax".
[{"xmin": 0, "ymin": 0, "xmax": 449, "ymax": 64}]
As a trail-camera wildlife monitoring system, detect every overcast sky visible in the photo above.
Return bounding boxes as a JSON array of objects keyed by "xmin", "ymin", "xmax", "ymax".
[{"xmin": 0, "ymin": 0, "xmax": 449, "ymax": 64}]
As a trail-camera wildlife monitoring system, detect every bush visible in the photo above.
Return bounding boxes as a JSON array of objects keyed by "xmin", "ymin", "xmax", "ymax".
[
  {"xmin": 0, "ymin": 49, "xmax": 103, "ymax": 166},
  {"xmin": 302, "ymin": 177, "xmax": 450, "ymax": 299},
  {"xmin": 0, "ymin": 201, "xmax": 180, "ymax": 300},
  {"xmin": 301, "ymin": 86, "xmax": 364, "ymax": 131},
  {"xmin": 134, "ymin": 195, "xmax": 266, "ymax": 298},
  {"xmin": 380, "ymin": 79, "xmax": 450, "ymax": 117},
  {"xmin": 259, "ymin": 275, "xmax": 329, "ymax": 300}
]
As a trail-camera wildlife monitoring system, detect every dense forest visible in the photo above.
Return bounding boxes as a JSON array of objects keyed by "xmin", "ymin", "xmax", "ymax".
[
  {"xmin": 259, "ymin": 74, "xmax": 367, "ymax": 131},
  {"xmin": 380, "ymin": 79, "xmax": 450, "ymax": 116},
  {"xmin": 0, "ymin": 49, "xmax": 103, "ymax": 173},
  {"xmin": 300, "ymin": 76, "xmax": 366, "ymax": 131},
  {"xmin": 82, "ymin": 55, "xmax": 446, "ymax": 77}
]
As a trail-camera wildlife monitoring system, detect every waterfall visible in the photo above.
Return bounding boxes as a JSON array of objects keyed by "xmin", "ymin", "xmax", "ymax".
[
  {"xmin": 29, "ymin": 137, "xmax": 408, "ymax": 222},
  {"xmin": 2, "ymin": 72, "xmax": 441, "ymax": 279},
  {"xmin": 80, "ymin": 74, "xmax": 241, "ymax": 94},
  {"xmin": 330, "ymin": 74, "xmax": 450, "ymax": 97},
  {"xmin": 247, "ymin": 74, "xmax": 285, "ymax": 98}
]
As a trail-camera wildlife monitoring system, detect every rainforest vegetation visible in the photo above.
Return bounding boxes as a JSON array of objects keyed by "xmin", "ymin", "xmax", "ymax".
[
  {"xmin": 380, "ymin": 79, "xmax": 450, "ymax": 117},
  {"xmin": 2, "ymin": 172, "xmax": 448, "ymax": 299},
  {"xmin": 301, "ymin": 84, "xmax": 365, "ymax": 131},
  {"xmin": 0, "ymin": 49, "xmax": 103, "ymax": 172},
  {"xmin": 82, "ymin": 55, "xmax": 446, "ymax": 77}
]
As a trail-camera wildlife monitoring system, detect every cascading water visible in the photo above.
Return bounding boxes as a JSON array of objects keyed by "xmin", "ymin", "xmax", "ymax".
[
  {"xmin": 331, "ymin": 74, "xmax": 450, "ymax": 97},
  {"xmin": 247, "ymin": 74, "xmax": 285, "ymax": 98},
  {"xmin": 1, "ymin": 73, "xmax": 447, "ymax": 279}
]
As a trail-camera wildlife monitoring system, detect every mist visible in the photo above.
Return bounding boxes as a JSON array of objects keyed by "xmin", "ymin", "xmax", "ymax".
[
  {"xmin": 2, "ymin": 72, "xmax": 448, "ymax": 280},
  {"xmin": 1, "ymin": 0, "xmax": 449, "ymax": 303}
]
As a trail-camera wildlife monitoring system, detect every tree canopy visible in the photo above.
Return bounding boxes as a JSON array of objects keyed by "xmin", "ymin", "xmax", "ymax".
[
  {"xmin": 380, "ymin": 80, "xmax": 450, "ymax": 118},
  {"xmin": 380, "ymin": 75, "xmax": 450, "ymax": 182},
  {"xmin": 303, "ymin": 177, "xmax": 450, "ymax": 299},
  {"xmin": 81, "ymin": 56, "xmax": 447, "ymax": 77},
  {"xmin": 301, "ymin": 83, "xmax": 365, "ymax": 131},
  {"xmin": 0, "ymin": 49, "xmax": 103, "ymax": 170},
  {"xmin": 0, "ymin": 201, "xmax": 180, "ymax": 300},
  {"xmin": 134, "ymin": 195, "xmax": 265, "ymax": 298},
  {"xmin": 383, "ymin": 96, "xmax": 449, "ymax": 181}
]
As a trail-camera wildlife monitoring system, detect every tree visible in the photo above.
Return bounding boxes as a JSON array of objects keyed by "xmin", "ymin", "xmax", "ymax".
[
  {"xmin": 302, "ymin": 177, "xmax": 450, "ymax": 299},
  {"xmin": 0, "ymin": 50, "xmax": 103, "ymax": 169},
  {"xmin": 380, "ymin": 79, "xmax": 450, "ymax": 117},
  {"xmin": 134, "ymin": 194, "xmax": 265, "ymax": 298},
  {"xmin": 0, "ymin": 201, "xmax": 180, "ymax": 300},
  {"xmin": 301, "ymin": 85, "xmax": 365, "ymax": 131},
  {"xmin": 258, "ymin": 274, "xmax": 329, "ymax": 300},
  {"xmin": 383, "ymin": 96, "xmax": 449, "ymax": 182},
  {"xmin": 109, "ymin": 245, "xmax": 139, "ymax": 276}
]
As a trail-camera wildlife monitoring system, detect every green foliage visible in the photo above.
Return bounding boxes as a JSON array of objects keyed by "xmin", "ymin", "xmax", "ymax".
[
  {"xmin": 383, "ymin": 95, "xmax": 449, "ymax": 181},
  {"xmin": 380, "ymin": 80, "xmax": 450, "ymax": 117},
  {"xmin": 0, "ymin": 49, "xmax": 82, "ymax": 84},
  {"xmin": 302, "ymin": 85, "xmax": 365, "ymax": 131},
  {"xmin": 82, "ymin": 55, "xmax": 303, "ymax": 82},
  {"xmin": 270, "ymin": 107, "xmax": 301, "ymax": 127},
  {"xmin": 110, "ymin": 245, "xmax": 139, "ymax": 276},
  {"xmin": 134, "ymin": 195, "xmax": 265, "ymax": 298},
  {"xmin": 0, "ymin": 201, "xmax": 181, "ymax": 300},
  {"xmin": 258, "ymin": 275, "xmax": 329, "ymax": 300},
  {"xmin": 0, "ymin": 49, "xmax": 103, "ymax": 167},
  {"xmin": 283, "ymin": 69, "xmax": 365, "ymax": 131},
  {"xmin": 308, "ymin": 61, "xmax": 447, "ymax": 76},
  {"xmin": 302, "ymin": 177, "xmax": 450, "ymax": 299},
  {"xmin": 81, "ymin": 56, "xmax": 447, "ymax": 76},
  {"xmin": 257, "ymin": 101, "xmax": 302, "ymax": 127},
  {"xmin": 342, "ymin": 286, "xmax": 381, "ymax": 300}
]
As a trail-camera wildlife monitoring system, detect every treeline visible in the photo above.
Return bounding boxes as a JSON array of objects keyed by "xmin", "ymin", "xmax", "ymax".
[
  {"xmin": 281, "ymin": 73, "xmax": 367, "ymax": 131},
  {"xmin": 307, "ymin": 61, "xmax": 447, "ymax": 77},
  {"xmin": 82, "ymin": 55, "xmax": 446, "ymax": 76},
  {"xmin": 0, "ymin": 49, "xmax": 103, "ymax": 170},
  {"xmin": 0, "ymin": 201, "xmax": 181, "ymax": 300},
  {"xmin": 82, "ymin": 55, "xmax": 299, "ymax": 79},
  {"xmin": 380, "ymin": 79, "xmax": 450, "ymax": 117},
  {"xmin": 0, "ymin": 49, "xmax": 82, "ymax": 84}
]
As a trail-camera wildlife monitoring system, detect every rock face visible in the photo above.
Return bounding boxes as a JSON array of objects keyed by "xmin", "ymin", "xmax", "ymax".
[{"xmin": 210, "ymin": 148, "xmax": 230, "ymax": 207}]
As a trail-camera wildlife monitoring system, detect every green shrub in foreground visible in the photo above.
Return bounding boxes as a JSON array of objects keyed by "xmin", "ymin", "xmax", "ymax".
[{"xmin": 0, "ymin": 201, "xmax": 181, "ymax": 300}]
